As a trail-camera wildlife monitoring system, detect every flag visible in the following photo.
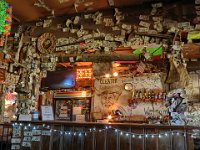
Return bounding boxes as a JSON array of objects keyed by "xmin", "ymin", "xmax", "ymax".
[{"xmin": 136, "ymin": 62, "xmax": 146, "ymax": 73}]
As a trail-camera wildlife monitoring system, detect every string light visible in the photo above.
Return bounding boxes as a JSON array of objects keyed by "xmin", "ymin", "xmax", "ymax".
[
  {"xmin": 76, "ymin": 68, "xmax": 92, "ymax": 80},
  {"xmin": 11, "ymin": 123, "xmax": 200, "ymax": 140}
]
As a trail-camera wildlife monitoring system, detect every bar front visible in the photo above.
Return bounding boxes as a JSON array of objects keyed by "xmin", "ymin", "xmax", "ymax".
[{"xmin": 11, "ymin": 121, "xmax": 199, "ymax": 150}]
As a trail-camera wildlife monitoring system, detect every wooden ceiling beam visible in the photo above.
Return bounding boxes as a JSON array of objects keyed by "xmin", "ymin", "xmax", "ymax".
[{"xmin": 56, "ymin": 53, "xmax": 140, "ymax": 63}]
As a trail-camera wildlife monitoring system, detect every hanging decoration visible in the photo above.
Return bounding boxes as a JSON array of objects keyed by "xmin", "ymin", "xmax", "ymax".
[{"xmin": 0, "ymin": 1, "xmax": 12, "ymax": 36}]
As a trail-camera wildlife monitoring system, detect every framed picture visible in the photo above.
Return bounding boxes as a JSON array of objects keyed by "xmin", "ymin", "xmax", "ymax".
[{"xmin": 54, "ymin": 99, "xmax": 72, "ymax": 121}]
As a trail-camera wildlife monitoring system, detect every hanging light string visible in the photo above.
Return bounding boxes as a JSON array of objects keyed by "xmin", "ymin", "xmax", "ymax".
[{"xmin": 12, "ymin": 123, "xmax": 200, "ymax": 139}]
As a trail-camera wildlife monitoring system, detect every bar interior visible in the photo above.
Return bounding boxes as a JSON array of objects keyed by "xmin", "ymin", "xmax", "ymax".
[{"xmin": 0, "ymin": 0, "xmax": 200, "ymax": 149}]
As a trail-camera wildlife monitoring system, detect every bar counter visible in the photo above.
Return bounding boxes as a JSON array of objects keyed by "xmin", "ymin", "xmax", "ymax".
[{"xmin": 11, "ymin": 121, "xmax": 199, "ymax": 150}]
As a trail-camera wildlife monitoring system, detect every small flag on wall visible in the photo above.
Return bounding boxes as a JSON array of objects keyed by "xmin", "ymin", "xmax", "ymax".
[{"xmin": 136, "ymin": 62, "xmax": 146, "ymax": 73}]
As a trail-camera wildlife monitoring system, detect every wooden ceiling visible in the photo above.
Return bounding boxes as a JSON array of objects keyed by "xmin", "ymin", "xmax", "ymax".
[{"xmin": 6, "ymin": 0, "xmax": 158, "ymax": 22}]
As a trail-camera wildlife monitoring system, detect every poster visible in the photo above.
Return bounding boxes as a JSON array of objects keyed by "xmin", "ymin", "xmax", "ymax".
[
  {"xmin": 94, "ymin": 77, "xmax": 132, "ymax": 117},
  {"xmin": 93, "ymin": 75, "xmax": 166, "ymax": 119},
  {"xmin": 55, "ymin": 100, "xmax": 71, "ymax": 120}
]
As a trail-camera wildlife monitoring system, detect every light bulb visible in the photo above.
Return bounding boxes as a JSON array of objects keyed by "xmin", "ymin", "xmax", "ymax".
[
  {"xmin": 113, "ymin": 72, "xmax": 118, "ymax": 77},
  {"xmin": 107, "ymin": 115, "xmax": 112, "ymax": 120},
  {"xmin": 105, "ymin": 74, "xmax": 110, "ymax": 78}
]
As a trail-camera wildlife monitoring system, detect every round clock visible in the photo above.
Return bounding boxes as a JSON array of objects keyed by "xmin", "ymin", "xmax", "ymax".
[{"xmin": 124, "ymin": 83, "xmax": 133, "ymax": 91}]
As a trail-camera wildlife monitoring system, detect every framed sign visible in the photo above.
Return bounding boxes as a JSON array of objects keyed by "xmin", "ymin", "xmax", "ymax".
[{"xmin": 41, "ymin": 106, "xmax": 54, "ymax": 121}]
